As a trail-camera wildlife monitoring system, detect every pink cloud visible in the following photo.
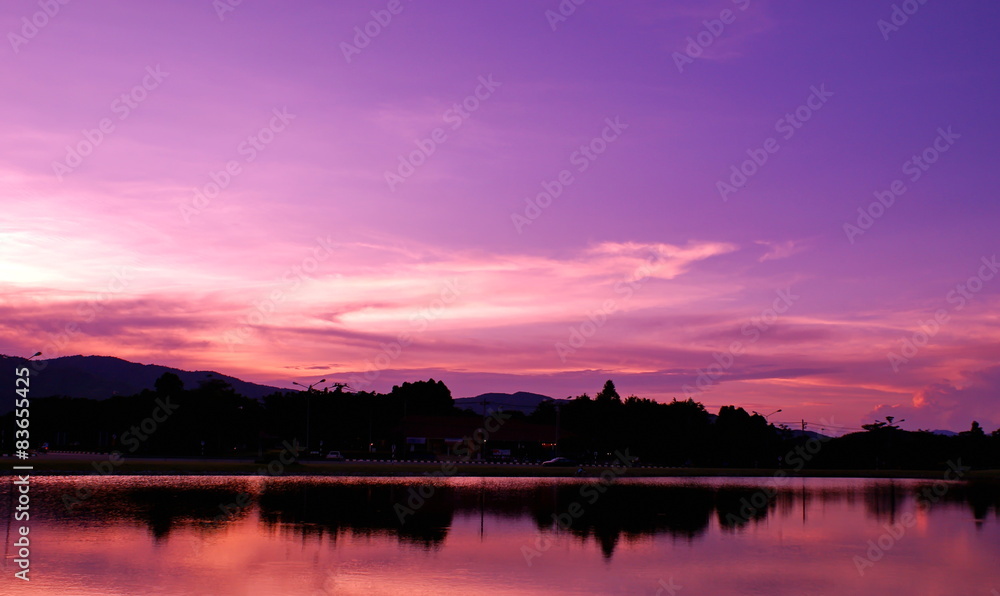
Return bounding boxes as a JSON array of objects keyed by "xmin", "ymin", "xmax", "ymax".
[{"xmin": 869, "ymin": 365, "xmax": 1000, "ymax": 432}]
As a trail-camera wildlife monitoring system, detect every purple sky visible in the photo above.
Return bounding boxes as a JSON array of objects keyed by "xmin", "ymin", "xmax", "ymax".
[{"xmin": 3, "ymin": 0, "xmax": 999, "ymax": 433}]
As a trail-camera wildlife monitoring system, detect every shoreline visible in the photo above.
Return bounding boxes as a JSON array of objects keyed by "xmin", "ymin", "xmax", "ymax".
[{"xmin": 4, "ymin": 455, "xmax": 999, "ymax": 480}]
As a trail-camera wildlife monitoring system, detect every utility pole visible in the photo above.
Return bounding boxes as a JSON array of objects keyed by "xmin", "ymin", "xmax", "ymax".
[
  {"xmin": 555, "ymin": 403, "xmax": 561, "ymax": 456},
  {"xmin": 801, "ymin": 419, "xmax": 806, "ymax": 433},
  {"xmin": 292, "ymin": 379, "xmax": 327, "ymax": 454},
  {"xmin": 479, "ymin": 398, "xmax": 489, "ymax": 461}
]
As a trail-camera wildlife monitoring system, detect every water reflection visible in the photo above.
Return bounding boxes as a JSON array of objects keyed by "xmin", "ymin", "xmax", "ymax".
[
  {"xmin": 13, "ymin": 476, "xmax": 999, "ymax": 557},
  {"xmin": 3, "ymin": 476, "xmax": 999, "ymax": 595},
  {"xmin": 258, "ymin": 480, "xmax": 455, "ymax": 547}
]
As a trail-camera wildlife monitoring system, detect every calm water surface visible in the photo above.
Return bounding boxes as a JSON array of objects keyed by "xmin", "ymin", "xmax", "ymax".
[{"xmin": 2, "ymin": 475, "xmax": 998, "ymax": 595}]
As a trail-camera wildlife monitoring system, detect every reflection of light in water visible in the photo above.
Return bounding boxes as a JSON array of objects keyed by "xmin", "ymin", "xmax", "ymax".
[{"xmin": 2, "ymin": 476, "xmax": 996, "ymax": 596}]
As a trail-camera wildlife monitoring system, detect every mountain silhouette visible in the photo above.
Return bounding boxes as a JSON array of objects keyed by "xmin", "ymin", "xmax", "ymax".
[
  {"xmin": 1, "ymin": 354, "xmax": 282, "ymax": 408},
  {"xmin": 454, "ymin": 391, "xmax": 566, "ymax": 414}
]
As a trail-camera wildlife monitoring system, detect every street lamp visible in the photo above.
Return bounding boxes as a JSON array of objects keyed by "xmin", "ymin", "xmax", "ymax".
[
  {"xmin": 1, "ymin": 352, "xmax": 40, "ymax": 453},
  {"xmin": 292, "ymin": 379, "xmax": 326, "ymax": 453},
  {"xmin": 292, "ymin": 379, "xmax": 327, "ymax": 393},
  {"xmin": 752, "ymin": 408, "xmax": 782, "ymax": 421}
]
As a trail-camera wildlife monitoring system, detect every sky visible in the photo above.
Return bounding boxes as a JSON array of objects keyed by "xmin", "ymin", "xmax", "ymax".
[{"xmin": 2, "ymin": 0, "xmax": 999, "ymax": 433}]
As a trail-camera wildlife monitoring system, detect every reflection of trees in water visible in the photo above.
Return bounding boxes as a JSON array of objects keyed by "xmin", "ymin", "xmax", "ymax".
[
  {"xmin": 19, "ymin": 478, "xmax": 1000, "ymax": 556},
  {"xmin": 527, "ymin": 484, "xmax": 717, "ymax": 558},
  {"xmin": 24, "ymin": 478, "xmax": 255, "ymax": 541},
  {"xmin": 965, "ymin": 483, "xmax": 1000, "ymax": 523},
  {"xmin": 257, "ymin": 480, "xmax": 454, "ymax": 548},
  {"xmin": 863, "ymin": 482, "xmax": 906, "ymax": 523},
  {"xmin": 857, "ymin": 480, "xmax": 1000, "ymax": 524},
  {"xmin": 714, "ymin": 486, "xmax": 772, "ymax": 531},
  {"xmin": 908, "ymin": 481, "xmax": 1000, "ymax": 523}
]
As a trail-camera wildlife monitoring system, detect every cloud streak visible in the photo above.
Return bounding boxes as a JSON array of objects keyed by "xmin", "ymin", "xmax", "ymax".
[{"xmin": 2, "ymin": 0, "xmax": 999, "ymax": 432}]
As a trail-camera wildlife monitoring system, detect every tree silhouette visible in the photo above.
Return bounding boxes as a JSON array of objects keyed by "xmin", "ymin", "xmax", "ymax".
[
  {"xmin": 595, "ymin": 380, "xmax": 621, "ymax": 403},
  {"xmin": 961, "ymin": 421, "xmax": 986, "ymax": 437},
  {"xmin": 390, "ymin": 379, "xmax": 454, "ymax": 416},
  {"xmin": 862, "ymin": 416, "xmax": 904, "ymax": 432},
  {"xmin": 154, "ymin": 372, "xmax": 183, "ymax": 396}
]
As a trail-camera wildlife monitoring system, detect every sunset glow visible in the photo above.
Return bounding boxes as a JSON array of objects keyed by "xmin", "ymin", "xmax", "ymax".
[{"xmin": 3, "ymin": 0, "xmax": 999, "ymax": 431}]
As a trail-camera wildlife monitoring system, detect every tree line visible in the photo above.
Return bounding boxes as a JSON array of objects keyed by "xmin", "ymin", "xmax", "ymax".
[{"xmin": 4, "ymin": 375, "xmax": 998, "ymax": 470}]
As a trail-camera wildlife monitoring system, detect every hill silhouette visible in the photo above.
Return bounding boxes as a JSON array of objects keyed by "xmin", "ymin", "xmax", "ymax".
[
  {"xmin": 454, "ymin": 392, "xmax": 567, "ymax": 414},
  {"xmin": 1, "ymin": 354, "xmax": 281, "ymax": 408}
]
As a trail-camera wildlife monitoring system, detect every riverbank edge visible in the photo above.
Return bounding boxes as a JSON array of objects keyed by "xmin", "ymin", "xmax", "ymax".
[{"xmin": 3, "ymin": 457, "xmax": 999, "ymax": 480}]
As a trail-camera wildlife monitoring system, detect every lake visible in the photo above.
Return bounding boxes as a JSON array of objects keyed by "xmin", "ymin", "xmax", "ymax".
[{"xmin": 2, "ymin": 475, "xmax": 998, "ymax": 595}]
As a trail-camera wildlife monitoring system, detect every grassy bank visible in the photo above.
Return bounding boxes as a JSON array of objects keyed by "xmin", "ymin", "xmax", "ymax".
[{"xmin": 3, "ymin": 455, "xmax": 999, "ymax": 480}]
